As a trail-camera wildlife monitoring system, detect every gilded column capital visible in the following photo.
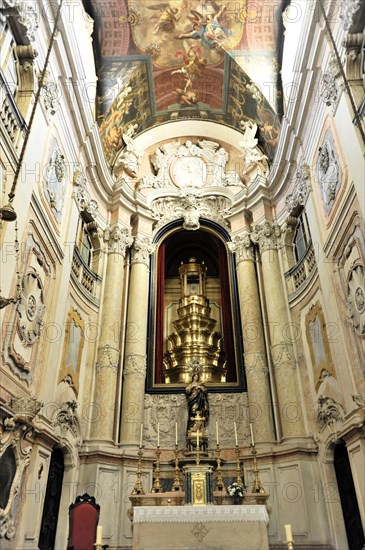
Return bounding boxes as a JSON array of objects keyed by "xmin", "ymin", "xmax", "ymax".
[
  {"xmin": 251, "ymin": 221, "xmax": 282, "ymax": 252},
  {"xmin": 95, "ymin": 345, "xmax": 120, "ymax": 373},
  {"xmin": 123, "ymin": 353, "xmax": 147, "ymax": 380},
  {"xmin": 229, "ymin": 232, "xmax": 255, "ymax": 263},
  {"xmin": 103, "ymin": 226, "xmax": 133, "ymax": 256},
  {"xmin": 130, "ymin": 236, "xmax": 155, "ymax": 265}
]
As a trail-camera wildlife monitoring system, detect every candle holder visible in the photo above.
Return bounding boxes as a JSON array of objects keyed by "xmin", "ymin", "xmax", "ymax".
[
  {"xmin": 215, "ymin": 444, "xmax": 226, "ymax": 492},
  {"xmin": 172, "ymin": 445, "xmax": 183, "ymax": 491},
  {"xmin": 131, "ymin": 448, "xmax": 145, "ymax": 495},
  {"xmin": 151, "ymin": 447, "xmax": 163, "ymax": 493},
  {"xmin": 286, "ymin": 542, "xmax": 294, "ymax": 550},
  {"xmin": 94, "ymin": 545, "xmax": 102, "ymax": 550},
  {"xmin": 235, "ymin": 445, "xmax": 244, "ymax": 488},
  {"xmin": 196, "ymin": 437, "xmax": 201, "ymax": 466},
  {"xmin": 250, "ymin": 445, "xmax": 265, "ymax": 494}
]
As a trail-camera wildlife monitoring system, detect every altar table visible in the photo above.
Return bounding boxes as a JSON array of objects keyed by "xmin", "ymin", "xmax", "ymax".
[{"xmin": 132, "ymin": 505, "xmax": 269, "ymax": 550}]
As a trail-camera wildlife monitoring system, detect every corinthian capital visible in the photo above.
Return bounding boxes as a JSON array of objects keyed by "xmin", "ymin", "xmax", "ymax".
[
  {"xmin": 104, "ymin": 226, "xmax": 133, "ymax": 256},
  {"xmin": 229, "ymin": 232, "xmax": 255, "ymax": 263},
  {"xmin": 251, "ymin": 221, "xmax": 282, "ymax": 252},
  {"xmin": 131, "ymin": 236, "xmax": 155, "ymax": 265}
]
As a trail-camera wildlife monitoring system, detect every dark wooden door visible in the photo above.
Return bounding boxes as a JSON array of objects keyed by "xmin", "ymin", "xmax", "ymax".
[
  {"xmin": 38, "ymin": 448, "xmax": 64, "ymax": 550},
  {"xmin": 334, "ymin": 443, "xmax": 365, "ymax": 550}
]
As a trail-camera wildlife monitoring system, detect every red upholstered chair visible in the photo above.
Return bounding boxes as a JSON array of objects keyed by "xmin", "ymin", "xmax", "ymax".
[{"xmin": 67, "ymin": 493, "xmax": 100, "ymax": 550}]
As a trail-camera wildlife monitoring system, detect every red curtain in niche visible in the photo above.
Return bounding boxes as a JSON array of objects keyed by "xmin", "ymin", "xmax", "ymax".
[
  {"xmin": 218, "ymin": 240, "xmax": 236, "ymax": 382},
  {"xmin": 155, "ymin": 243, "xmax": 165, "ymax": 383}
]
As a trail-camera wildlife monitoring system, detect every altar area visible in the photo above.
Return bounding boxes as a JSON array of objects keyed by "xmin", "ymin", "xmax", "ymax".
[{"xmin": 132, "ymin": 505, "xmax": 269, "ymax": 550}]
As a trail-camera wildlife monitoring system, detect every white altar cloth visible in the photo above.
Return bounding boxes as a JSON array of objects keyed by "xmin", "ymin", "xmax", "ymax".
[
  {"xmin": 132, "ymin": 505, "xmax": 270, "ymax": 550},
  {"xmin": 133, "ymin": 504, "xmax": 269, "ymax": 524}
]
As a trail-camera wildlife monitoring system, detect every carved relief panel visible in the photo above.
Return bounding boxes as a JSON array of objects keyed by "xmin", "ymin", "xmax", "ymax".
[
  {"xmin": 315, "ymin": 127, "xmax": 342, "ymax": 215},
  {"xmin": 2, "ymin": 232, "xmax": 51, "ymax": 384},
  {"xmin": 43, "ymin": 138, "xmax": 66, "ymax": 222}
]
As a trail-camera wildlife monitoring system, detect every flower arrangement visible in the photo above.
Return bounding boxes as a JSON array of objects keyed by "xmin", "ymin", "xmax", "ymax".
[{"xmin": 227, "ymin": 482, "xmax": 245, "ymax": 497}]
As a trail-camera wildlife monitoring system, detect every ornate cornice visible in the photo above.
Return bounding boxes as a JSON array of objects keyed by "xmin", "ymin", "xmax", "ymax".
[
  {"xmin": 151, "ymin": 190, "xmax": 231, "ymax": 231},
  {"xmin": 123, "ymin": 354, "xmax": 147, "ymax": 380},
  {"xmin": 130, "ymin": 236, "xmax": 155, "ymax": 265},
  {"xmin": 95, "ymin": 345, "xmax": 120, "ymax": 373},
  {"xmin": 229, "ymin": 232, "xmax": 255, "ymax": 263},
  {"xmin": 103, "ymin": 226, "xmax": 133, "ymax": 256},
  {"xmin": 3, "ymin": 0, "xmax": 39, "ymax": 42},
  {"xmin": 285, "ymin": 164, "xmax": 311, "ymax": 214},
  {"xmin": 251, "ymin": 221, "xmax": 282, "ymax": 252}
]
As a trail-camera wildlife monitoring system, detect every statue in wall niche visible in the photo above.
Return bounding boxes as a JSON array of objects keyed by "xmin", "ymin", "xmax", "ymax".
[{"xmin": 186, "ymin": 372, "xmax": 209, "ymax": 434}]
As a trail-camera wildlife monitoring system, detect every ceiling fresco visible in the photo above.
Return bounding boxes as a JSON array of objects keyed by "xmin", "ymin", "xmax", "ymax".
[{"xmin": 86, "ymin": 0, "xmax": 288, "ymax": 168}]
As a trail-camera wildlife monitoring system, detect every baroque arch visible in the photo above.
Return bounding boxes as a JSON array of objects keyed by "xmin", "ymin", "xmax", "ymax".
[{"xmin": 146, "ymin": 219, "xmax": 245, "ymax": 392}]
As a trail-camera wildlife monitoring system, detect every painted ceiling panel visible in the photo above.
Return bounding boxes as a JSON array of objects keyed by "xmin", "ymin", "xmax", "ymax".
[{"xmin": 87, "ymin": 0, "xmax": 287, "ymax": 167}]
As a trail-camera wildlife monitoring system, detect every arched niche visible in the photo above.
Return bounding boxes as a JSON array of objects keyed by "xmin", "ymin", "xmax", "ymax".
[{"xmin": 146, "ymin": 219, "xmax": 245, "ymax": 392}]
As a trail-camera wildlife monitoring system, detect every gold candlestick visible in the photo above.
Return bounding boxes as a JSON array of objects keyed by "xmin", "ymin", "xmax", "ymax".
[
  {"xmin": 94, "ymin": 545, "xmax": 102, "ymax": 550},
  {"xmin": 286, "ymin": 543, "xmax": 294, "ymax": 550},
  {"xmin": 235, "ymin": 445, "xmax": 244, "ymax": 487},
  {"xmin": 196, "ymin": 434, "xmax": 201, "ymax": 466},
  {"xmin": 172, "ymin": 445, "xmax": 183, "ymax": 491},
  {"xmin": 215, "ymin": 444, "xmax": 226, "ymax": 492},
  {"xmin": 151, "ymin": 447, "xmax": 163, "ymax": 493},
  {"xmin": 131, "ymin": 448, "xmax": 145, "ymax": 495},
  {"xmin": 251, "ymin": 445, "xmax": 265, "ymax": 494}
]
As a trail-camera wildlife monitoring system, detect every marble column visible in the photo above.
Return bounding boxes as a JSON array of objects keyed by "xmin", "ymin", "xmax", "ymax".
[
  {"xmin": 120, "ymin": 235, "xmax": 155, "ymax": 446},
  {"xmin": 90, "ymin": 226, "xmax": 133, "ymax": 442},
  {"xmin": 251, "ymin": 221, "xmax": 305, "ymax": 439},
  {"xmin": 230, "ymin": 233, "xmax": 275, "ymax": 443}
]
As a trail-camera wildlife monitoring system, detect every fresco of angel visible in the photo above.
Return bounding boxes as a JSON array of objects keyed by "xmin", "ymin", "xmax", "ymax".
[
  {"xmin": 147, "ymin": 3, "xmax": 180, "ymax": 35},
  {"xmin": 172, "ymin": 46, "xmax": 207, "ymax": 80},
  {"xmin": 178, "ymin": 2, "xmax": 232, "ymax": 49}
]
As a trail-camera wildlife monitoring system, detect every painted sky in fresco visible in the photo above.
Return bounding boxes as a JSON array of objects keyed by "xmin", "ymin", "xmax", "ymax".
[{"xmin": 89, "ymin": 0, "xmax": 285, "ymax": 165}]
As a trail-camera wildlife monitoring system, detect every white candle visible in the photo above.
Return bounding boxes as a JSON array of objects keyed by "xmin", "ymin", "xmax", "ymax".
[
  {"xmin": 175, "ymin": 422, "xmax": 178, "ymax": 446},
  {"xmin": 234, "ymin": 421, "xmax": 238, "ymax": 446},
  {"xmin": 96, "ymin": 525, "xmax": 103, "ymax": 545},
  {"xmin": 216, "ymin": 420, "xmax": 219, "ymax": 445},
  {"xmin": 250, "ymin": 423, "xmax": 255, "ymax": 446},
  {"xmin": 157, "ymin": 422, "xmax": 160, "ymax": 447},
  {"xmin": 139, "ymin": 423, "xmax": 143, "ymax": 448},
  {"xmin": 284, "ymin": 524, "xmax": 293, "ymax": 543}
]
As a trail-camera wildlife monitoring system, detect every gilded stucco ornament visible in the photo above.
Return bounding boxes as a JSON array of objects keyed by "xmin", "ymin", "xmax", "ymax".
[
  {"xmin": 347, "ymin": 264, "xmax": 365, "ymax": 335},
  {"xmin": 44, "ymin": 148, "xmax": 66, "ymax": 218},
  {"xmin": 17, "ymin": 273, "xmax": 45, "ymax": 345},
  {"xmin": 139, "ymin": 139, "xmax": 242, "ymax": 190},
  {"xmin": 151, "ymin": 191, "xmax": 231, "ymax": 231},
  {"xmin": 285, "ymin": 164, "xmax": 310, "ymax": 213}
]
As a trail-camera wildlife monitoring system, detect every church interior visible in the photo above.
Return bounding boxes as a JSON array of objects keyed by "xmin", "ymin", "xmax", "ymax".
[{"xmin": 0, "ymin": 0, "xmax": 365, "ymax": 548}]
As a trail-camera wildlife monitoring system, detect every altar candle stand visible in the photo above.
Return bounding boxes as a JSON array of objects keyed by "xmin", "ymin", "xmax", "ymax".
[
  {"xmin": 215, "ymin": 443, "xmax": 226, "ymax": 492},
  {"xmin": 172, "ymin": 445, "xmax": 183, "ymax": 491},
  {"xmin": 250, "ymin": 443, "xmax": 265, "ymax": 494},
  {"xmin": 235, "ymin": 445, "xmax": 244, "ymax": 488},
  {"xmin": 285, "ymin": 524, "xmax": 294, "ymax": 549},
  {"xmin": 151, "ymin": 446, "xmax": 163, "ymax": 493},
  {"xmin": 131, "ymin": 447, "xmax": 145, "ymax": 495},
  {"xmin": 196, "ymin": 430, "xmax": 201, "ymax": 466}
]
